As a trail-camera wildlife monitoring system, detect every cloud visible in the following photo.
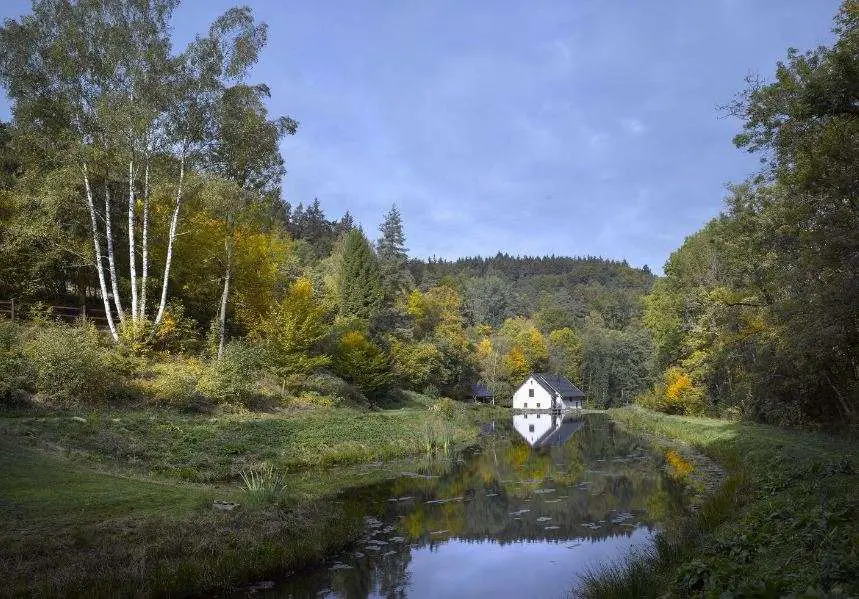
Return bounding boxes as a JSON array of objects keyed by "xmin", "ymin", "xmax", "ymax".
[{"xmin": 621, "ymin": 118, "xmax": 647, "ymax": 135}]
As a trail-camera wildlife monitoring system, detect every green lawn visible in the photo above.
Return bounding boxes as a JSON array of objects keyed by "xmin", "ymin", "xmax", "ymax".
[
  {"xmin": 582, "ymin": 406, "xmax": 859, "ymax": 598},
  {"xmin": 0, "ymin": 396, "xmax": 502, "ymax": 597}
]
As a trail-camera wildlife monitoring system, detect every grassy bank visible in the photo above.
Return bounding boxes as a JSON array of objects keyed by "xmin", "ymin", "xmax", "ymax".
[
  {"xmin": 0, "ymin": 394, "xmax": 503, "ymax": 597},
  {"xmin": 581, "ymin": 406, "xmax": 859, "ymax": 598}
]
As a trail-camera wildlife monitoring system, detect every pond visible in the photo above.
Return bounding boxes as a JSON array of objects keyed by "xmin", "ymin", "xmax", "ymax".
[{"xmin": 250, "ymin": 413, "xmax": 689, "ymax": 598}]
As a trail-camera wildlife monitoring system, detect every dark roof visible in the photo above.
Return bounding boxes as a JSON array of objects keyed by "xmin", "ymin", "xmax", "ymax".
[
  {"xmin": 471, "ymin": 383, "xmax": 494, "ymax": 398},
  {"xmin": 534, "ymin": 416, "xmax": 585, "ymax": 448},
  {"xmin": 531, "ymin": 372, "xmax": 585, "ymax": 399}
]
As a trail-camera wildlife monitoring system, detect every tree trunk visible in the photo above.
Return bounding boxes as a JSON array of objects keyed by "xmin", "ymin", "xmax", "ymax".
[
  {"xmin": 217, "ymin": 239, "xmax": 233, "ymax": 359},
  {"xmin": 153, "ymin": 151, "xmax": 185, "ymax": 328},
  {"xmin": 82, "ymin": 165, "xmax": 118, "ymax": 341},
  {"xmin": 139, "ymin": 157, "xmax": 149, "ymax": 322},
  {"xmin": 104, "ymin": 181, "xmax": 126, "ymax": 325},
  {"xmin": 127, "ymin": 159, "xmax": 138, "ymax": 325}
]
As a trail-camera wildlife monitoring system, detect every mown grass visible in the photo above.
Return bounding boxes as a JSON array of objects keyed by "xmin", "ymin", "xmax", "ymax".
[
  {"xmin": 0, "ymin": 392, "xmax": 503, "ymax": 597},
  {"xmin": 579, "ymin": 406, "xmax": 859, "ymax": 598}
]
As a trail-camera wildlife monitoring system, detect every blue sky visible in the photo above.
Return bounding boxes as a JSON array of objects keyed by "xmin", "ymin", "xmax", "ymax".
[{"xmin": 0, "ymin": 1, "xmax": 842, "ymax": 271}]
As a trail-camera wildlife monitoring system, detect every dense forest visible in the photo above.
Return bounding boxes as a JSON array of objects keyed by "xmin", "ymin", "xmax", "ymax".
[{"xmin": 0, "ymin": 0, "xmax": 856, "ymax": 430}]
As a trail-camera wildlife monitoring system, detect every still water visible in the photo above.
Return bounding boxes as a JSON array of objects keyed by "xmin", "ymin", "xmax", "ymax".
[{"xmin": 255, "ymin": 413, "xmax": 688, "ymax": 598}]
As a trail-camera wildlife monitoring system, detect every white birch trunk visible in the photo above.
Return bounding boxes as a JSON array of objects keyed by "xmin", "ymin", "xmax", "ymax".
[
  {"xmin": 217, "ymin": 239, "xmax": 232, "ymax": 359},
  {"xmin": 83, "ymin": 165, "xmax": 119, "ymax": 341},
  {"xmin": 104, "ymin": 182, "xmax": 126, "ymax": 325},
  {"xmin": 153, "ymin": 151, "xmax": 185, "ymax": 328},
  {"xmin": 127, "ymin": 159, "xmax": 138, "ymax": 324},
  {"xmin": 139, "ymin": 157, "xmax": 149, "ymax": 322}
]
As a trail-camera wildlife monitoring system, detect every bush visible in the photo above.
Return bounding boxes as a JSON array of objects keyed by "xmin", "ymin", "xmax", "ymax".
[
  {"xmin": 429, "ymin": 397, "xmax": 457, "ymax": 420},
  {"xmin": 196, "ymin": 341, "xmax": 263, "ymax": 404},
  {"xmin": 0, "ymin": 320, "xmax": 31, "ymax": 401},
  {"xmin": 637, "ymin": 367, "xmax": 707, "ymax": 415},
  {"xmin": 151, "ymin": 300, "xmax": 201, "ymax": 355},
  {"xmin": 135, "ymin": 359, "xmax": 206, "ymax": 408},
  {"xmin": 332, "ymin": 331, "xmax": 392, "ymax": 400},
  {"xmin": 300, "ymin": 371, "xmax": 366, "ymax": 406},
  {"xmin": 23, "ymin": 323, "xmax": 119, "ymax": 406}
]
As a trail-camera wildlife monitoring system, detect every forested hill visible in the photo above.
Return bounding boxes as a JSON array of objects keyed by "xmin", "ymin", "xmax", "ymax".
[
  {"xmin": 410, "ymin": 254, "xmax": 654, "ymax": 288},
  {"xmin": 407, "ymin": 254, "xmax": 655, "ymax": 334}
]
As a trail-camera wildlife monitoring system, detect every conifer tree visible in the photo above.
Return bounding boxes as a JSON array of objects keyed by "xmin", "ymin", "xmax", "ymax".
[
  {"xmin": 376, "ymin": 204, "xmax": 413, "ymax": 304},
  {"xmin": 339, "ymin": 228, "xmax": 383, "ymax": 320}
]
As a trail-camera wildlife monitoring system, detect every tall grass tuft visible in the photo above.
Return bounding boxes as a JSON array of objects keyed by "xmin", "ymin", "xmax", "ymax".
[
  {"xmin": 421, "ymin": 417, "xmax": 455, "ymax": 456},
  {"xmin": 239, "ymin": 464, "xmax": 287, "ymax": 506}
]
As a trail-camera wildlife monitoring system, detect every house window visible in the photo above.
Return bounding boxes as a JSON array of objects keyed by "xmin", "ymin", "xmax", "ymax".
[
  {"xmin": 528, "ymin": 424, "xmax": 534, "ymax": 432},
  {"xmin": 536, "ymin": 403, "xmax": 540, "ymax": 408},
  {"xmin": 528, "ymin": 388, "xmax": 534, "ymax": 397},
  {"xmin": 523, "ymin": 403, "xmax": 527, "ymax": 408}
]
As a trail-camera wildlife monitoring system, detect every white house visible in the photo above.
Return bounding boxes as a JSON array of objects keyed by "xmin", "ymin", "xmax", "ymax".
[{"xmin": 512, "ymin": 373, "xmax": 585, "ymax": 411}]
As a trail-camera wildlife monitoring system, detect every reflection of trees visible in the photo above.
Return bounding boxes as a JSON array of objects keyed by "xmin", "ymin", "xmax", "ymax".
[{"xmin": 270, "ymin": 415, "xmax": 688, "ymax": 597}]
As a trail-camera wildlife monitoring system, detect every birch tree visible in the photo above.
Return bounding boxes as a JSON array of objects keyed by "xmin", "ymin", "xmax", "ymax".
[
  {"xmin": 0, "ymin": 1, "xmax": 276, "ymax": 343},
  {"xmin": 202, "ymin": 83, "xmax": 296, "ymax": 356}
]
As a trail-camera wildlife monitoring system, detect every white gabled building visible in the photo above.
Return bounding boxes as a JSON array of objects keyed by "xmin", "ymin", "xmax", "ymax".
[{"xmin": 512, "ymin": 373, "xmax": 585, "ymax": 411}]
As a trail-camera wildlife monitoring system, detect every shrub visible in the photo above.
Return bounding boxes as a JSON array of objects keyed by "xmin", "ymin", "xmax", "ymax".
[
  {"xmin": 300, "ymin": 371, "xmax": 366, "ymax": 405},
  {"xmin": 23, "ymin": 323, "xmax": 119, "ymax": 406},
  {"xmin": 136, "ymin": 359, "xmax": 206, "ymax": 408},
  {"xmin": 332, "ymin": 330, "xmax": 392, "ymax": 400},
  {"xmin": 196, "ymin": 342, "xmax": 263, "ymax": 404},
  {"xmin": 151, "ymin": 300, "xmax": 201, "ymax": 355},
  {"xmin": 429, "ymin": 397, "xmax": 457, "ymax": 421},
  {"xmin": 0, "ymin": 320, "xmax": 31, "ymax": 401},
  {"xmin": 638, "ymin": 367, "xmax": 707, "ymax": 415},
  {"xmin": 389, "ymin": 339, "xmax": 446, "ymax": 391}
]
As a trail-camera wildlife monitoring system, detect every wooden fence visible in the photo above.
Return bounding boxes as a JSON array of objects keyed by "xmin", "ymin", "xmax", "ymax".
[{"xmin": 0, "ymin": 299, "xmax": 113, "ymax": 330}]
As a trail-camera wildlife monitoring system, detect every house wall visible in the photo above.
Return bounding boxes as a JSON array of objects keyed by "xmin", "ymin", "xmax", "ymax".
[
  {"xmin": 560, "ymin": 397, "xmax": 584, "ymax": 410},
  {"xmin": 512, "ymin": 376, "xmax": 554, "ymax": 410},
  {"xmin": 512, "ymin": 412, "xmax": 554, "ymax": 445}
]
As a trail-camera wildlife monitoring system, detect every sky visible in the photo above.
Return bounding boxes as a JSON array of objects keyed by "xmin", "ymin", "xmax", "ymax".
[{"xmin": 0, "ymin": 1, "xmax": 843, "ymax": 271}]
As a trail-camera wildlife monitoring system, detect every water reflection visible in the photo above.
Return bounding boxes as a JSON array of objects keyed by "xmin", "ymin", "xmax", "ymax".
[
  {"xmin": 512, "ymin": 412, "xmax": 585, "ymax": 447},
  {"xmin": 252, "ymin": 414, "xmax": 687, "ymax": 599}
]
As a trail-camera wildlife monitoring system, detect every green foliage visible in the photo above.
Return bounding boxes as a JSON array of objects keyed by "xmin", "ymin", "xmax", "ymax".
[
  {"xmin": 339, "ymin": 229, "xmax": 383, "ymax": 321},
  {"xmin": 637, "ymin": 367, "xmax": 707, "ymax": 415},
  {"xmin": 252, "ymin": 277, "xmax": 332, "ymax": 390},
  {"xmin": 548, "ymin": 327, "xmax": 583, "ymax": 383},
  {"xmin": 464, "ymin": 275, "xmax": 516, "ymax": 327},
  {"xmin": 0, "ymin": 320, "xmax": 29, "ymax": 400},
  {"xmin": 332, "ymin": 330, "xmax": 392, "ymax": 400},
  {"xmin": 376, "ymin": 204, "xmax": 413, "ymax": 304},
  {"xmin": 196, "ymin": 341, "xmax": 263, "ymax": 404},
  {"xmin": 639, "ymin": 3, "xmax": 859, "ymax": 426},
  {"xmin": 390, "ymin": 338, "xmax": 447, "ymax": 392},
  {"xmin": 151, "ymin": 300, "xmax": 201, "ymax": 355},
  {"xmin": 23, "ymin": 323, "xmax": 119, "ymax": 406},
  {"xmin": 581, "ymin": 322, "xmax": 653, "ymax": 408}
]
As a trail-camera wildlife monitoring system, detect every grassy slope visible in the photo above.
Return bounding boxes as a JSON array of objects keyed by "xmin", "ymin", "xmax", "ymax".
[
  {"xmin": 583, "ymin": 406, "xmax": 859, "ymax": 598},
  {"xmin": 0, "ymin": 395, "xmax": 501, "ymax": 597}
]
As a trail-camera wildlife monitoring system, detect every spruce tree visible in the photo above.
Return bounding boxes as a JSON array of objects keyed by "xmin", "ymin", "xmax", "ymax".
[
  {"xmin": 376, "ymin": 204, "xmax": 413, "ymax": 304},
  {"xmin": 339, "ymin": 229, "xmax": 383, "ymax": 320}
]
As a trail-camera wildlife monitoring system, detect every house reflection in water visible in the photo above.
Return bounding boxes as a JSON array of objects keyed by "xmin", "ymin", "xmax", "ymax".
[{"xmin": 512, "ymin": 412, "xmax": 584, "ymax": 447}]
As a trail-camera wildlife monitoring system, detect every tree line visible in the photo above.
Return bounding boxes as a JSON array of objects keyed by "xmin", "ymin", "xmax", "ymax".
[
  {"xmin": 1, "ymin": 0, "xmax": 853, "ymax": 427},
  {"xmin": 0, "ymin": 0, "xmax": 654, "ymax": 408}
]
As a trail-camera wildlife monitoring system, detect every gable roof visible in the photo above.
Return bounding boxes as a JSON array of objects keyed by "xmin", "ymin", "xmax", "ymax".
[
  {"xmin": 471, "ymin": 383, "xmax": 493, "ymax": 398},
  {"xmin": 531, "ymin": 372, "xmax": 585, "ymax": 399}
]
